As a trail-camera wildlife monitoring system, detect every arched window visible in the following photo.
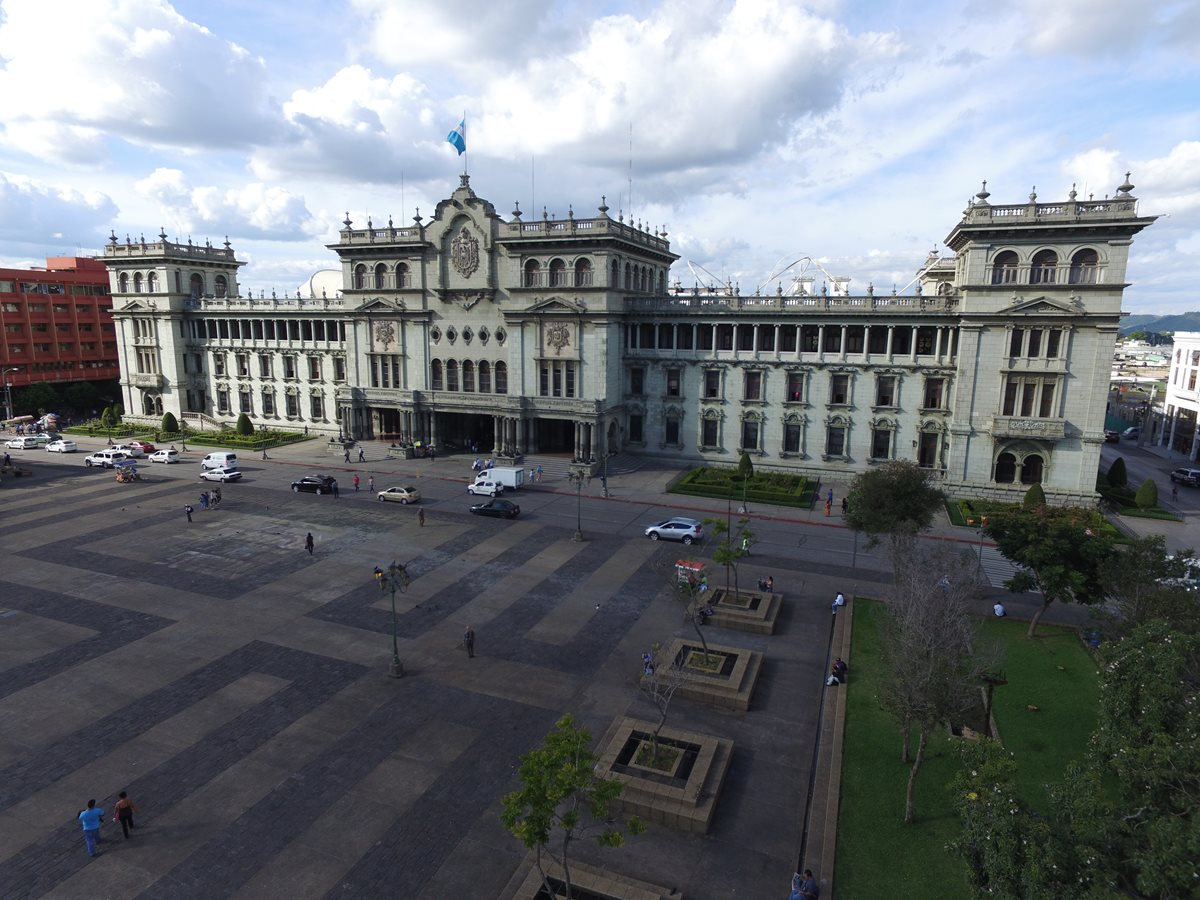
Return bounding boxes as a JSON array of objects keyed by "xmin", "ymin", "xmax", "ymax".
[
  {"xmin": 658, "ymin": 271, "xmax": 666, "ymax": 293},
  {"xmin": 462, "ymin": 360, "xmax": 475, "ymax": 392},
  {"xmin": 446, "ymin": 360, "xmax": 459, "ymax": 391},
  {"xmin": 611, "ymin": 259, "xmax": 619, "ymax": 287},
  {"xmin": 990, "ymin": 250, "xmax": 1019, "ymax": 285},
  {"xmin": 495, "ymin": 361, "xmax": 508, "ymax": 394},
  {"xmin": 575, "ymin": 258, "xmax": 593, "ymax": 287},
  {"xmin": 624, "ymin": 263, "xmax": 631, "ymax": 289},
  {"xmin": 133, "ymin": 273, "xmax": 144, "ymax": 293},
  {"xmin": 640, "ymin": 267, "xmax": 649, "ymax": 292},
  {"xmin": 143, "ymin": 393, "xmax": 156, "ymax": 415},
  {"xmin": 549, "ymin": 258, "xmax": 567, "ymax": 287},
  {"xmin": 147, "ymin": 272, "xmax": 158, "ymax": 293},
  {"xmin": 478, "ymin": 360, "xmax": 491, "ymax": 392},
  {"xmin": 374, "ymin": 263, "xmax": 387, "ymax": 289},
  {"xmin": 118, "ymin": 273, "xmax": 129, "ymax": 292},
  {"xmin": 354, "ymin": 264, "xmax": 367, "ymax": 289},
  {"xmin": 214, "ymin": 275, "xmax": 228, "ymax": 298},
  {"xmin": 397, "ymin": 263, "xmax": 410, "ymax": 288},
  {"xmin": 1021, "ymin": 454, "xmax": 1044, "ymax": 484},
  {"xmin": 1069, "ymin": 248, "xmax": 1099, "ymax": 285},
  {"xmin": 431, "ymin": 360, "xmax": 443, "ymax": 391},
  {"xmin": 189, "ymin": 273, "xmax": 204, "ymax": 298},
  {"xmin": 524, "ymin": 260, "xmax": 541, "ymax": 288},
  {"xmin": 1030, "ymin": 249, "xmax": 1058, "ymax": 285},
  {"xmin": 937, "ymin": 281, "xmax": 951, "ymax": 295},
  {"xmin": 995, "ymin": 452, "xmax": 1016, "ymax": 483}
]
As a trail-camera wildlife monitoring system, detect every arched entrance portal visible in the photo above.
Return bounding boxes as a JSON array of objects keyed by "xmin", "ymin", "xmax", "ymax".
[{"xmin": 535, "ymin": 419, "xmax": 574, "ymax": 454}]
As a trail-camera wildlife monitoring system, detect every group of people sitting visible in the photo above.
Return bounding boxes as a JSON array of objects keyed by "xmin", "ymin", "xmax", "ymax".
[{"xmin": 825, "ymin": 657, "xmax": 849, "ymax": 686}]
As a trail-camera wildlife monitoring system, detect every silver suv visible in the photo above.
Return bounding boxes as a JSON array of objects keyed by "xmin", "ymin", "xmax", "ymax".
[
  {"xmin": 644, "ymin": 517, "xmax": 703, "ymax": 545},
  {"xmin": 1170, "ymin": 467, "xmax": 1200, "ymax": 487}
]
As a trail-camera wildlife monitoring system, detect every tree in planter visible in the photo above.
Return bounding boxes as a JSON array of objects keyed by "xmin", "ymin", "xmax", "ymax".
[
  {"xmin": 986, "ymin": 505, "xmax": 1114, "ymax": 638},
  {"xmin": 658, "ymin": 560, "xmax": 714, "ymax": 664},
  {"xmin": 1097, "ymin": 535, "xmax": 1200, "ymax": 639},
  {"xmin": 845, "ymin": 460, "xmax": 944, "ymax": 580},
  {"xmin": 161, "ymin": 411, "xmax": 179, "ymax": 434},
  {"xmin": 736, "ymin": 450, "xmax": 754, "ymax": 482},
  {"xmin": 1022, "ymin": 482, "xmax": 1046, "ymax": 508},
  {"xmin": 501, "ymin": 714, "xmax": 644, "ymax": 900},
  {"xmin": 1133, "ymin": 477, "xmax": 1158, "ymax": 509},
  {"xmin": 878, "ymin": 539, "xmax": 990, "ymax": 823},
  {"xmin": 236, "ymin": 413, "xmax": 254, "ymax": 436},
  {"xmin": 636, "ymin": 641, "xmax": 696, "ymax": 769},
  {"xmin": 705, "ymin": 515, "xmax": 753, "ymax": 599},
  {"xmin": 1106, "ymin": 456, "xmax": 1127, "ymax": 488}
]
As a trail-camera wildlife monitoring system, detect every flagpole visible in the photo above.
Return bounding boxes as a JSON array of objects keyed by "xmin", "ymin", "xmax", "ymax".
[{"xmin": 462, "ymin": 110, "xmax": 468, "ymax": 178}]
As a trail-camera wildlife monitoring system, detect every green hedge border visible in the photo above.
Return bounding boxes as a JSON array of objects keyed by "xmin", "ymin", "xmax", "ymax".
[
  {"xmin": 668, "ymin": 465, "xmax": 815, "ymax": 508},
  {"xmin": 63, "ymin": 424, "xmax": 314, "ymax": 452}
]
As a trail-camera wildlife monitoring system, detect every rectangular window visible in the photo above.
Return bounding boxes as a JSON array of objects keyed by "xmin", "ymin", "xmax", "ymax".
[
  {"xmin": 308, "ymin": 357, "xmax": 321, "ymax": 380},
  {"xmin": 786, "ymin": 371, "xmax": 804, "ymax": 402},
  {"xmin": 236, "ymin": 353, "xmax": 249, "ymax": 377},
  {"xmin": 479, "ymin": 364, "xmax": 491, "ymax": 392},
  {"xmin": 1027, "ymin": 329, "xmax": 1042, "ymax": 358},
  {"xmin": 741, "ymin": 420, "xmax": 759, "ymax": 450},
  {"xmin": 1046, "ymin": 329, "xmax": 1061, "ymax": 358},
  {"xmin": 717, "ymin": 325, "xmax": 734, "ymax": 351},
  {"xmin": 629, "ymin": 414, "xmax": 644, "ymax": 442},
  {"xmin": 871, "ymin": 428, "xmax": 891, "ymax": 459},
  {"xmin": 540, "ymin": 364, "xmax": 550, "ymax": 397},
  {"xmin": 830, "ymin": 374, "xmax": 849, "ymax": 405},
  {"xmin": 283, "ymin": 356, "xmax": 297, "ymax": 379},
  {"xmin": 285, "ymin": 394, "xmax": 299, "ymax": 417},
  {"xmin": 743, "ymin": 371, "xmax": 762, "ymax": 401},
  {"xmin": 845, "ymin": 326, "xmax": 865, "ymax": 354},
  {"xmin": 657, "ymin": 324, "xmax": 674, "ymax": 349},
  {"xmin": 239, "ymin": 390, "xmax": 252, "ymax": 413},
  {"xmin": 822, "ymin": 328, "xmax": 842, "ymax": 353},
  {"xmin": 1191, "ymin": 370, "xmax": 1198, "ymax": 391},
  {"xmin": 259, "ymin": 354, "xmax": 272, "ymax": 377},
  {"xmin": 892, "ymin": 328, "xmax": 912, "ymax": 355},
  {"xmin": 701, "ymin": 418, "xmax": 718, "ymax": 447},
  {"xmin": 875, "ymin": 375, "xmax": 896, "ymax": 407},
  {"xmin": 665, "ymin": 367, "xmax": 681, "ymax": 398},
  {"xmin": 757, "ymin": 327, "xmax": 775, "ymax": 351},
  {"xmin": 780, "ymin": 325, "xmax": 797, "ymax": 352},
  {"xmin": 334, "ymin": 357, "xmax": 346, "ymax": 381},
  {"xmin": 698, "ymin": 327, "xmax": 713, "ymax": 351},
  {"xmin": 310, "ymin": 394, "xmax": 324, "ymax": 419},
  {"xmin": 1003, "ymin": 378, "xmax": 1018, "ymax": 416},
  {"xmin": 737, "ymin": 326, "xmax": 754, "ymax": 351},
  {"xmin": 923, "ymin": 378, "xmax": 945, "ymax": 409},
  {"xmin": 262, "ymin": 391, "xmax": 275, "ymax": 415},
  {"xmin": 213, "ymin": 353, "xmax": 226, "ymax": 376},
  {"xmin": 565, "ymin": 363, "xmax": 576, "ymax": 398},
  {"xmin": 677, "ymin": 325, "xmax": 694, "ymax": 350},
  {"xmin": 665, "ymin": 417, "xmax": 680, "ymax": 444},
  {"xmin": 217, "ymin": 389, "xmax": 230, "ymax": 414},
  {"xmin": 630, "ymin": 367, "xmax": 645, "ymax": 396},
  {"xmin": 703, "ymin": 369, "xmax": 721, "ymax": 399},
  {"xmin": 1021, "ymin": 382, "xmax": 1037, "ymax": 416},
  {"xmin": 1010, "ymin": 328, "xmax": 1023, "ymax": 357},
  {"xmin": 918, "ymin": 432, "xmax": 939, "ymax": 468},
  {"xmin": 552, "ymin": 363, "xmax": 562, "ymax": 397},
  {"xmin": 783, "ymin": 422, "xmax": 801, "ymax": 452},
  {"xmin": 826, "ymin": 425, "xmax": 846, "ymax": 456},
  {"xmin": 801, "ymin": 326, "xmax": 819, "ymax": 353},
  {"xmin": 916, "ymin": 327, "xmax": 936, "ymax": 355},
  {"xmin": 1039, "ymin": 382, "xmax": 1055, "ymax": 417}
]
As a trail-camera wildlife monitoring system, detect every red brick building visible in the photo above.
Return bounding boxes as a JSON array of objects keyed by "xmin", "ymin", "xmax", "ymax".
[{"xmin": 0, "ymin": 257, "xmax": 119, "ymax": 390}]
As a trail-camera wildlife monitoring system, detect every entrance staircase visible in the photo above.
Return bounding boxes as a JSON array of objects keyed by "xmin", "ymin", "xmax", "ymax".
[{"xmin": 517, "ymin": 453, "xmax": 645, "ymax": 480}]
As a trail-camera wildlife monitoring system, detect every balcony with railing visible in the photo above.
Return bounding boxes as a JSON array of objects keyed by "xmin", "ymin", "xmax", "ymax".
[{"xmin": 624, "ymin": 292, "xmax": 958, "ymax": 315}]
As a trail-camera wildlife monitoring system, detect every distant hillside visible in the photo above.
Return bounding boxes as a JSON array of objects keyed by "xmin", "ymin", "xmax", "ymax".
[{"xmin": 1120, "ymin": 312, "xmax": 1200, "ymax": 335}]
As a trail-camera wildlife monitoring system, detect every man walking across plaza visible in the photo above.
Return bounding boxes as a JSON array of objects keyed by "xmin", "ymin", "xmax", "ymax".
[
  {"xmin": 331, "ymin": 479, "xmax": 340, "ymax": 498},
  {"xmin": 305, "ymin": 532, "xmax": 314, "ymax": 556},
  {"xmin": 352, "ymin": 473, "xmax": 360, "ymax": 492},
  {"xmin": 344, "ymin": 447, "xmax": 351, "ymax": 463},
  {"xmin": 78, "ymin": 799, "xmax": 104, "ymax": 857},
  {"xmin": 367, "ymin": 475, "xmax": 374, "ymax": 492},
  {"xmin": 463, "ymin": 625, "xmax": 475, "ymax": 658},
  {"xmin": 358, "ymin": 447, "xmax": 365, "ymax": 462},
  {"xmin": 184, "ymin": 504, "xmax": 193, "ymax": 523},
  {"xmin": 114, "ymin": 791, "xmax": 137, "ymax": 838}
]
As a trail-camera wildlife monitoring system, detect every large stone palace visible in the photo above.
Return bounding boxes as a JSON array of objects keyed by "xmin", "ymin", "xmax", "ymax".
[{"xmin": 103, "ymin": 174, "xmax": 1154, "ymax": 501}]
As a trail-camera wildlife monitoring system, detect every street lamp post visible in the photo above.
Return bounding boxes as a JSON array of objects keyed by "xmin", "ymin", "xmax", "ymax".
[
  {"xmin": 3, "ymin": 368, "xmax": 18, "ymax": 423},
  {"xmin": 375, "ymin": 561, "xmax": 409, "ymax": 678},
  {"xmin": 567, "ymin": 465, "xmax": 590, "ymax": 542}
]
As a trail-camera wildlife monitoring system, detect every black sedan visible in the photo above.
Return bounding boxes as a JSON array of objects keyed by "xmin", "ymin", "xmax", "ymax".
[
  {"xmin": 470, "ymin": 498, "xmax": 520, "ymax": 519},
  {"xmin": 292, "ymin": 475, "xmax": 337, "ymax": 495}
]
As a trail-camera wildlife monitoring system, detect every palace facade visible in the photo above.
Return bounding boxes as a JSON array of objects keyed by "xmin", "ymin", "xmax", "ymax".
[{"xmin": 103, "ymin": 175, "xmax": 1155, "ymax": 501}]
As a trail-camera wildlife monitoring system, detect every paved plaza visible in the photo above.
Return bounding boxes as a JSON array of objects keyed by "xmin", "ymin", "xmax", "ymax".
[{"xmin": 0, "ymin": 443, "xmax": 854, "ymax": 898}]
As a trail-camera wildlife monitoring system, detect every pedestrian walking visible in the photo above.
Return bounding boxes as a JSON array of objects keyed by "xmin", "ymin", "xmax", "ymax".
[
  {"xmin": 344, "ymin": 448, "xmax": 351, "ymax": 463},
  {"xmin": 261, "ymin": 448, "xmax": 268, "ymax": 460},
  {"xmin": 1172, "ymin": 484, "xmax": 1179, "ymax": 503},
  {"xmin": 78, "ymin": 799, "xmax": 104, "ymax": 857},
  {"xmin": 358, "ymin": 447, "xmax": 365, "ymax": 462},
  {"xmin": 305, "ymin": 532, "xmax": 314, "ymax": 555},
  {"xmin": 824, "ymin": 499, "xmax": 832, "ymax": 517},
  {"xmin": 418, "ymin": 507, "xmax": 426, "ymax": 527},
  {"xmin": 352, "ymin": 474, "xmax": 360, "ymax": 492},
  {"xmin": 741, "ymin": 536, "xmax": 750, "ymax": 556},
  {"xmin": 463, "ymin": 625, "xmax": 475, "ymax": 658},
  {"xmin": 184, "ymin": 504, "xmax": 193, "ymax": 523},
  {"xmin": 536, "ymin": 464, "xmax": 543, "ymax": 482},
  {"xmin": 331, "ymin": 479, "xmax": 340, "ymax": 498},
  {"xmin": 841, "ymin": 497, "xmax": 848, "ymax": 515},
  {"xmin": 212, "ymin": 487, "xmax": 221, "ymax": 507},
  {"xmin": 367, "ymin": 475, "xmax": 375, "ymax": 492},
  {"xmin": 2, "ymin": 451, "xmax": 10, "ymax": 468},
  {"xmin": 429, "ymin": 447, "xmax": 436, "ymax": 462},
  {"xmin": 827, "ymin": 488, "xmax": 834, "ymax": 505},
  {"xmin": 199, "ymin": 491, "xmax": 209, "ymax": 510},
  {"xmin": 113, "ymin": 791, "xmax": 137, "ymax": 839}
]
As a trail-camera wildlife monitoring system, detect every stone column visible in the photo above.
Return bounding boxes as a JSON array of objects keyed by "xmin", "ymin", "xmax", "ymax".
[
  {"xmin": 886, "ymin": 325, "xmax": 894, "ymax": 359},
  {"xmin": 840, "ymin": 325, "xmax": 848, "ymax": 361},
  {"xmin": 911, "ymin": 326, "xmax": 919, "ymax": 361},
  {"xmin": 817, "ymin": 324, "xmax": 826, "ymax": 360}
]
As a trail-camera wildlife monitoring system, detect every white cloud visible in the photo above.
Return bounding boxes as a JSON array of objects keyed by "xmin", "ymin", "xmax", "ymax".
[
  {"xmin": 0, "ymin": 171, "xmax": 117, "ymax": 247},
  {"xmin": 134, "ymin": 167, "xmax": 319, "ymax": 240},
  {"xmin": 0, "ymin": 0, "xmax": 274, "ymax": 161}
]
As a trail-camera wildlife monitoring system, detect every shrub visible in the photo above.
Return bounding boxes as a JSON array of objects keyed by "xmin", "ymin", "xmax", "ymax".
[
  {"xmin": 99, "ymin": 407, "xmax": 113, "ymax": 429},
  {"xmin": 1107, "ymin": 457, "xmax": 1127, "ymax": 488},
  {"xmin": 737, "ymin": 451, "xmax": 754, "ymax": 481},
  {"xmin": 1022, "ymin": 483, "xmax": 1046, "ymax": 509},
  {"xmin": 161, "ymin": 411, "xmax": 179, "ymax": 433},
  {"xmin": 236, "ymin": 413, "xmax": 254, "ymax": 436},
  {"xmin": 1134, "ymin": 478, "xmax": 1158, "ymax": 509}
]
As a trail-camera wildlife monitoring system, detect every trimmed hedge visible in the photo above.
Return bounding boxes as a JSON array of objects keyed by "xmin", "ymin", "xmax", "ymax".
[
  {"xmin": 158, "ymin": 429, "xmax": 312, "ymax": 451},
  {"xmin": 670, "ymin": 466, "xmax": 814, "ymax": 508},
  {"xmin": 1119, "ymin": 507, "xmax": 1183, "ymax": 522}
]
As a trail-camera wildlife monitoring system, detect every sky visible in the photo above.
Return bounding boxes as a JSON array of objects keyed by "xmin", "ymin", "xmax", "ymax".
[{"xmin": 0, "ymin": 0, "xmax": 1197, "ymax": 313}]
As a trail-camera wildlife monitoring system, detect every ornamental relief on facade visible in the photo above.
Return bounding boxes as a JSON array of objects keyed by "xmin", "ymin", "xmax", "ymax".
[
  {"xmin": 542, "ymin": 321, "xmax": 574, "ymax": 357},
  {"xmin": 450, "ymin": 228, "xmax": 480, "ymax": 278}
]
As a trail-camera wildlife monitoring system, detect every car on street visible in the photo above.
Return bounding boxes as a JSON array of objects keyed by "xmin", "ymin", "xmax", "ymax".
[
  {"xmin": 199, "ymin": 466, "xmax": 242, "ymax": 482},
  {"xmin": 84, "ymin": 449, "xmax": 128, "ymax": 468},
  {"xmin": 292, "ymin": 474, "xmax": 336, "ymax": 494},
  {"xmin": 377, "ymin": 485, "xmax": 421, "ymax": 504},
  {"xmin": 470, "ymin": 498, "xmax": 521, "ymax": 519},
  {"xmin": 1170, "ymin": 467, "xmax": 1200, "ymax": 487},
  {"xmin": 1104, "ymin": 429, "xmax": 1120, "ymax": 442},
  {"xmin": 1122, "ymin": 427, "xmax": 1140, "ymax": 440},
  {"xmin": 148, "ymin": 449, "xmax": 180, "ymax": 464},
  {"xmin": 129, "ymin": 440, "xmax": 156, "ymax": 453},
  {"xmin": 29, "ymin": 432, "xmax": 52, "ymax": 444},
  {"xmin": 45, "ymin": 439, "xmax": 78, "ymax": 453},
  {"xmin": 468, "ymin": 479, "xmax": 505, "ymax": 497},
  {"xmin": 5, "ymin": 436, "xmax": 40, "ymax": 449},
  {"xmin": 111, "ymin": 443, "xmax": 145, "ymax": 457},
  {"xmin": 644, "ymin": 517, "xmax": 704, "ymax": 544}
]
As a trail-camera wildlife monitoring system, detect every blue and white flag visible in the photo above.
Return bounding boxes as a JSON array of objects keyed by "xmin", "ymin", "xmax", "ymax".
[{"xmin": 447, "ymin": 118, "xmax": 466, "ymax": 156}]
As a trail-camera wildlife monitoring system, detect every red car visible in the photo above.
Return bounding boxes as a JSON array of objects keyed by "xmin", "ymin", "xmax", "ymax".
[{"xmin": 129, "ymin": 440, "xmax": 157, "ymax": 453}]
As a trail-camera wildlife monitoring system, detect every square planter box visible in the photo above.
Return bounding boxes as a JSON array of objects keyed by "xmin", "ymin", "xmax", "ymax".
[
  {"xmin": 500, "ymin": 852, "xmax": 683, "ymax": 900},
  {"xmin": 706, "ymin": 587, "xmax": 779, "ymax": 635},
  {"xmin": 650, "ymin": 638, "xmax": 762, "ymax": 712}
]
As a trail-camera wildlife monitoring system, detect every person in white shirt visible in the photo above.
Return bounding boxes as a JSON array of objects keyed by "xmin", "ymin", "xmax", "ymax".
[{"xmin": 993, "ymin": 601, "xmax": 1006, "ymax": 617}]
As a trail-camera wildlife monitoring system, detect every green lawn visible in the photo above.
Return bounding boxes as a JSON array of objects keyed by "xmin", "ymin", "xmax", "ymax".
[{"xmin": 834, "ymin": 600, "xmax": 1099, "ymax": 897}]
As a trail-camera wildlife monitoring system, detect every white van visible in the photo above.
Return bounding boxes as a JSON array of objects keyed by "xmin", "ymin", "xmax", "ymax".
[{"xmin": 201, "ymin": 451, "xmax": 238, "ymax": 470}]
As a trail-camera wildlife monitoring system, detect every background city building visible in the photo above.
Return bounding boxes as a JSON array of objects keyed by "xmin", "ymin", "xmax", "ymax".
[{"xmin": 103, "ymin": 176, "xmax": 1155, "ymax": 502}]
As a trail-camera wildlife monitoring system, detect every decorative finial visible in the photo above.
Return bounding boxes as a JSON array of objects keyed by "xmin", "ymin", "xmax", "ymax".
[
  {"xmin": 867, "ymin": 282, "xmax": 874, "ymax": 296},
  {"xmin": 1068, "ymin": 183, "xmax": 1077, "ymax": 201},
  {"xmin": 1029, "ymin": 186, "xmax": 1037, "ymax": 202},
  {"xmin": 367, "ymin": 217, "xmax": 373, "ymax": 230},
  {"xmin": 108, "ymin": 230, "xmax": 118, "ymax": 244},
  {"xmin": 413, "ymin": 207, "xmax": 422, "ymax": 224},
  {"xmin": 343, "ymin": 211, "xmax": 352, "ymax": 229},
  {"xmin": 158, "ymin": 227, "xmax": 167, "ymax": 241},
  {"xmin": 387, "ymin": 215, "xmax": 393, "ymax": 229},
  {"xmin": 1117, "ymin": 171, "xmax": 1135, "ymax": 195},
  {"xmin": 271, "ymin": 288, "xmax": 277, "ymax": 299},
  {"xmin": 543, "ymin": 206, "xmax": 548, "ymax": 220},
  {"xmin": 568, "ymin": 204, "xmax": 573, "ymax": 219},
  {"xmin": 599, "ymin": 195, "xmax": 609, "ymax": 215},
  {"xmin": 975, "ymin": 180, "xmax": 990, "ymax": 201}
]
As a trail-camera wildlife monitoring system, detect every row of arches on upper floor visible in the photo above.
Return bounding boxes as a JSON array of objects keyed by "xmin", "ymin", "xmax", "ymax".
[
  {"xmin": 118, "ymin": 271, "xmax": 229, "ymax": 298},
  {"xmin": 429, "ymin": 359, "xmax": 509, "ymax": 394},
  {"xmin": 348, "ymin": 256, "xmax": 667, "ymax": 293},
  {"xmin": 990, "ymin": 247, "xmax": 1100, "ymax": 286}
]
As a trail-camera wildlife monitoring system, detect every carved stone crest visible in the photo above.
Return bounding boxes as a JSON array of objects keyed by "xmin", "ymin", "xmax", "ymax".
[
  {"xmin": 374, "ymin": 322, "xmax": 396, "ymax": 351},
  {"xmin": 455, "ymin": 292, "xmax": 484, "ymax": 311},
  {"xmin": 546, "ymin": 322, "xmax": 571, "ymax": 355},
  {"xmin": 451, "ymin": 228, "xmax": 480, "ymax": 278}
]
